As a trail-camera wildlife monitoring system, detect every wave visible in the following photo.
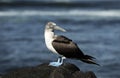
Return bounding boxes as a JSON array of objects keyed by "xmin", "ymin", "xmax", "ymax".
[
  {"xmin": 0, "ymin": 0, "xmax": 120, "ymax": 9},
  {"xmin": 0, "ymin": 9, "xmax": 120, "ymax": 18}
]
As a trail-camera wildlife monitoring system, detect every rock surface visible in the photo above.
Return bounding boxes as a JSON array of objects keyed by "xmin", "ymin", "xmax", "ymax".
[{"xmin": 1, "ymin": 63, "xmax": 97, "ymax": 78}]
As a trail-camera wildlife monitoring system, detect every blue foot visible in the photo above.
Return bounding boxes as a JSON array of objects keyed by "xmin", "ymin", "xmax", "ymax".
[
  {"xmin": 49, "ymin": 57, "xmax": 66, "ymax": 67},
  {"xmin": 49, "ymin": 62, "xmax": 62, "ymax": 67}
]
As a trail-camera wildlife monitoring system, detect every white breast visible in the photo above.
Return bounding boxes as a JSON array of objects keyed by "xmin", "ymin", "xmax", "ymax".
[{"xmin": 44, "ymin": 30, "xmax": 58, "ymax": 54}]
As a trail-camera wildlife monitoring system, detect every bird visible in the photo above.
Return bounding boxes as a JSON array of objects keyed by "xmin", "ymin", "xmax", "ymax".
[{"xmin": 44, "ymin": 22, "xmax": 99, "ymax": 67}]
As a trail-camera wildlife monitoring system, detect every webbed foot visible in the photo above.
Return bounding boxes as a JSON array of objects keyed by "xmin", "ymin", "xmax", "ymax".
[{"xmin": 49, "ymin": 57, "xmax": 66, "ymax": 67}]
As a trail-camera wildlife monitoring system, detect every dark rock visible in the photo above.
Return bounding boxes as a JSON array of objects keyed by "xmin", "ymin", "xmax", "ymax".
[
  {"xmin": 85, "ymin": 71, "xmax": 97, "ymax": 78},
  {"xmin": 0, "ymin": 74, "xmax": 2, "ymax": 78},
  {"xmin": 1, "ymin": 63, "xmax": 97, "ymax": 78},
  {"xmin": 72, "ymin": 71, "xmax": 85, "ymax": 78}
]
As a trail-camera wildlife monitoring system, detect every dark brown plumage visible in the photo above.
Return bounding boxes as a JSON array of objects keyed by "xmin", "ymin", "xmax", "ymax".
[{"xmin": 52, "ymin": 35, "xmax": 100, "ymax": 66}]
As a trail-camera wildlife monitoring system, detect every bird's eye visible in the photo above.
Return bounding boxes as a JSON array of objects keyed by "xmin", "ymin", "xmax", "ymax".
[{"xmin": 49, "ymin": 25, "xmax": 54, "ymax": 28}]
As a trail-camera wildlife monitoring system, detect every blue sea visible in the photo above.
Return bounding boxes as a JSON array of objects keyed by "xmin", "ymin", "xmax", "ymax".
[{"xmin": 0, "ymin": 0, "xmax": 120, "ymax": 78}]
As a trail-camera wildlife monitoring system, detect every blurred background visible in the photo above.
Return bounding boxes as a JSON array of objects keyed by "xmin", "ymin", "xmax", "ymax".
[{"xmin": 0, "ymin": 0, "xmax": 120, "ymax": 78}]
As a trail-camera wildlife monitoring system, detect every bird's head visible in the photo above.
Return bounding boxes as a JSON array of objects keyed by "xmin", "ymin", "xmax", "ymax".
[{"xmin": 45, "ymin": 22, "xmax": 66, "ymax": 32}]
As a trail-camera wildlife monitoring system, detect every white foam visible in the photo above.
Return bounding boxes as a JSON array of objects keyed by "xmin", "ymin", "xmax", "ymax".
[{"xmin": 0, "ymin": 9, "xmax": 120, "ymax": 17}]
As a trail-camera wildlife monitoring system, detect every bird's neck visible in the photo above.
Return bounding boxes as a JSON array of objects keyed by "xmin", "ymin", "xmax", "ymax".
[{"xmin": 44, "ymin": 30, "xmax": 55, "ymax": 41}]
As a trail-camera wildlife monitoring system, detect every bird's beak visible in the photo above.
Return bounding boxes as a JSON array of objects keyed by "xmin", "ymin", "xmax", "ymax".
[{"xmin": 54, "ymin": 25, "xmax": 66, "ymax": 32}]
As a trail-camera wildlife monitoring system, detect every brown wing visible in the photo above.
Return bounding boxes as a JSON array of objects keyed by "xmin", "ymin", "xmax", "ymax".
[{"xmin": 52, "ymin": 35, "xmax": 84, "ymax": 59}]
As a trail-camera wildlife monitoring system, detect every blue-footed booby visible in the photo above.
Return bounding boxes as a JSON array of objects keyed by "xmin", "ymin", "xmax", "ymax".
[{"xmin": 44, "ymin": 22, "xmax": 99, "ymax": 66}]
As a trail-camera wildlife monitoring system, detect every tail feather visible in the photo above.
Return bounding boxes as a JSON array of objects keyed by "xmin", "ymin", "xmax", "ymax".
[
  {"xmin": 84, "ymin": 55, "xmax": 96, "ymax": 59},
  {"xmin": 81, "ymin": 55, "xmax": 100, "ymax": 66}
]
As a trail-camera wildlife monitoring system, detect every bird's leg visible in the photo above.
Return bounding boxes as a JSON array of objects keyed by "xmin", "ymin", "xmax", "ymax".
[
  {"xmin": 59, "ymin": 57, "xmax": 66, "ymax": 64},
  {"xmin": 57, "ymin": 57, "xmax": 61, "ymax": 63},
  {"xmin": 49, "ymin": 57, "xmax": 66, "ymax": 67}
]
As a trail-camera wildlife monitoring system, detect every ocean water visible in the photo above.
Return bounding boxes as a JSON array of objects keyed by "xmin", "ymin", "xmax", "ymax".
[{"xmin": 0, "ymin": 1, "xmax": 120, "ymax": 78}]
